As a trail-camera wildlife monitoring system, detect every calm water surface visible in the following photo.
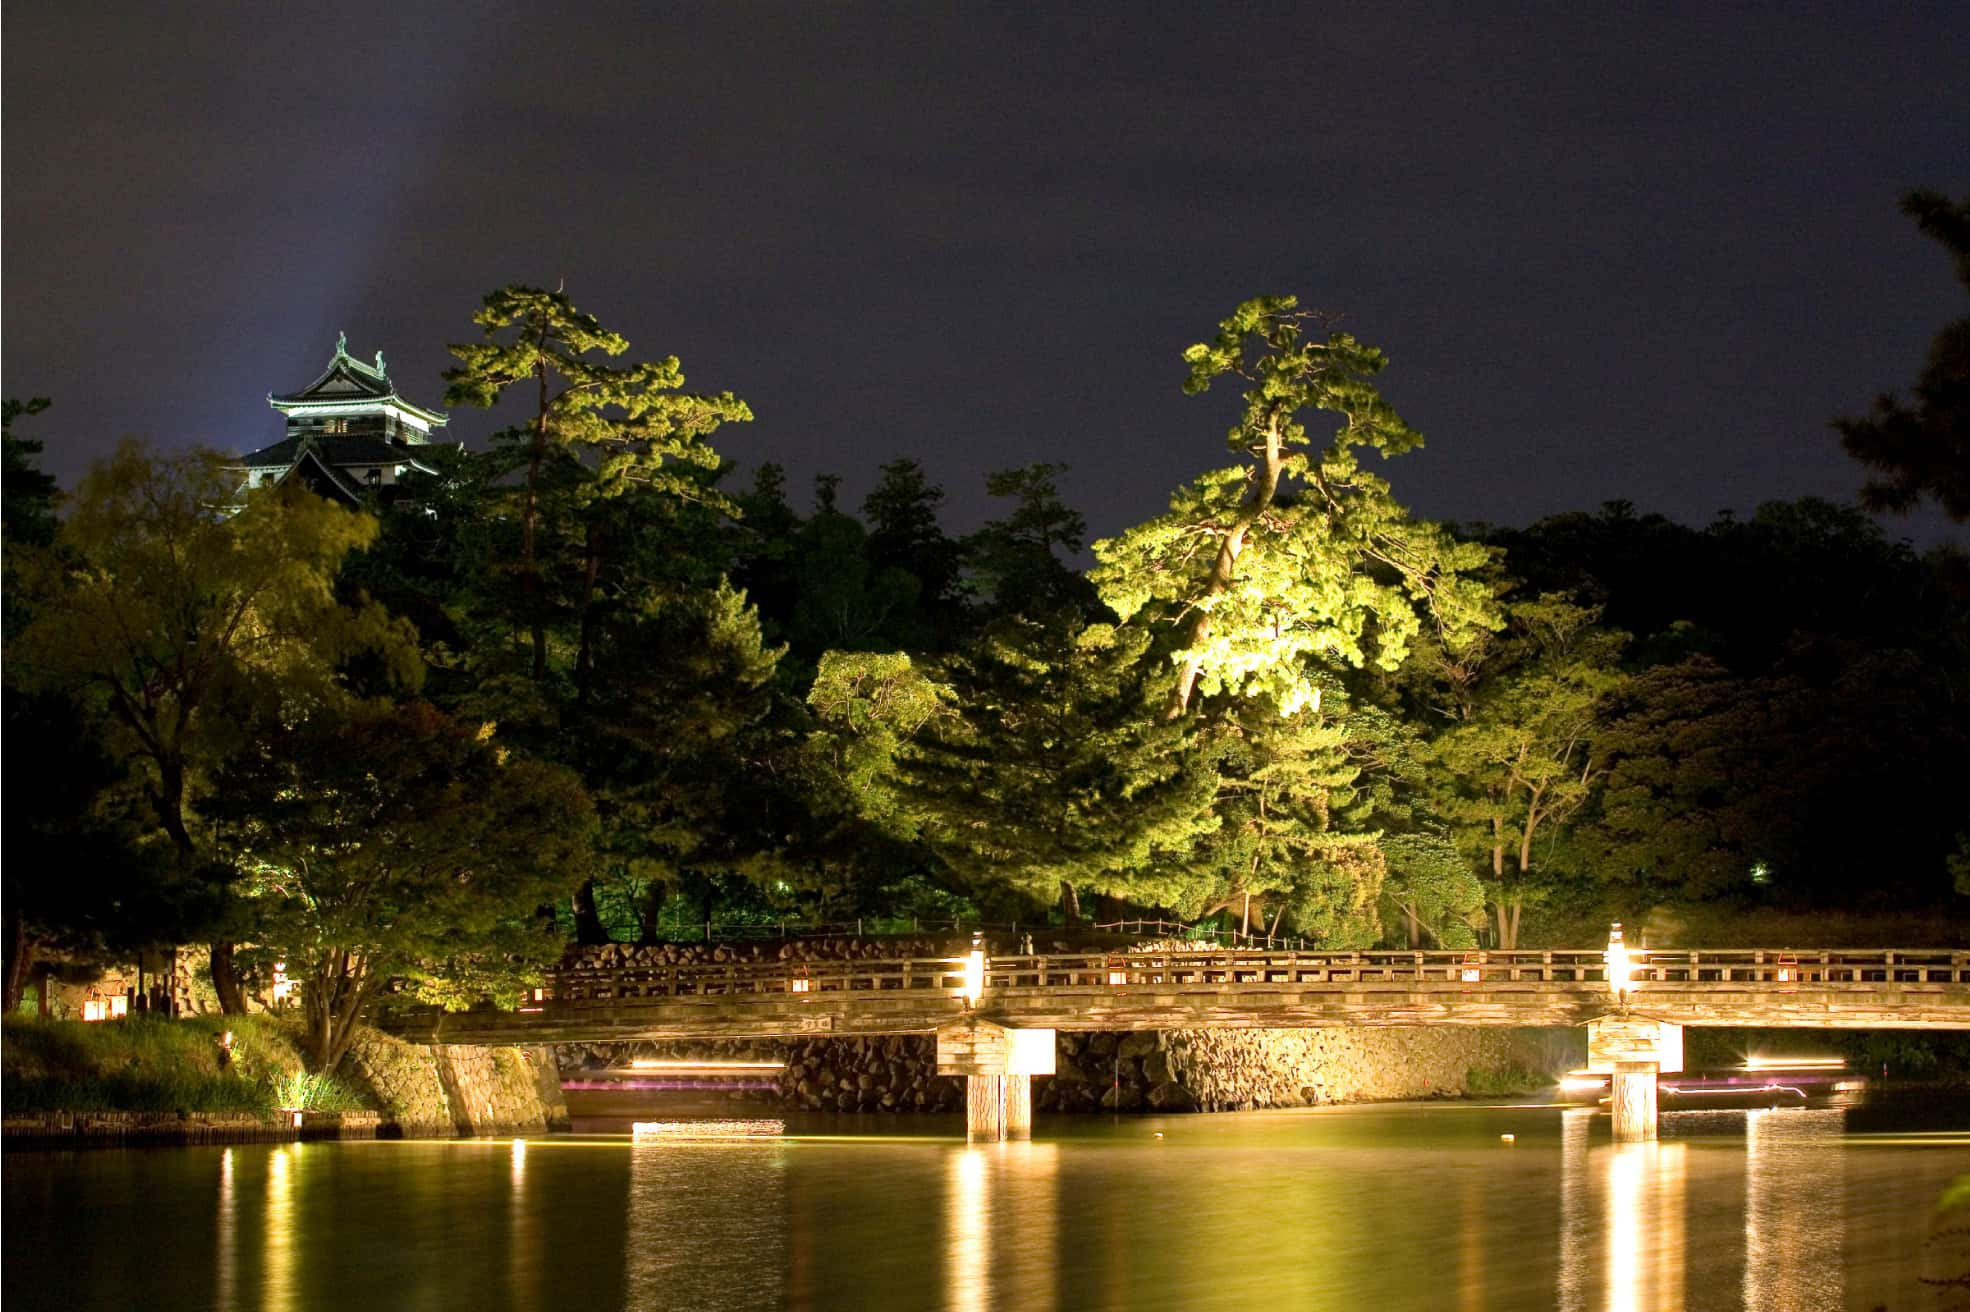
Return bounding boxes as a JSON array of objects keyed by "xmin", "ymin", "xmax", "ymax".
[{"xmin": 5, "ymin": 1099, "xmax": 1967, "ymax": 1311}]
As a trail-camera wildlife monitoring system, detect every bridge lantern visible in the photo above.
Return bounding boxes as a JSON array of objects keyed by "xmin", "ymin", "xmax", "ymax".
[
  {"xmin": 1605, "ymin": 924, "xmax": 1637, "ymax": 1003},
  {"xmin": 1107, "ymin": 958, "xmax": 1128, "ymax": 987},
  {"xmin": 790, "ymin": 977, "xmax": 812, "ymax": 994},
  {"xmin": 960, "ymin": 936, "xmax": 986, "ymax": 1009}
]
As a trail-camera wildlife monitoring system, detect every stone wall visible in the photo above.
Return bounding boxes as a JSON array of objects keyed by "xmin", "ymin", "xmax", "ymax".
[
  {"xmin": 343, "ymin": 1031, "xmax": 567, "ymax": 1135},
  {"xmin": 558, "ymin": 1025, "xmax": 1577, "ymax": 1116},
  {"xmin": 1041, "ymin": 1027, "xmax": 1575, "ymax": 1113},
  {"xmin": 558, "ymin": 1036, "xmax": 967, "ymax": 1114}
]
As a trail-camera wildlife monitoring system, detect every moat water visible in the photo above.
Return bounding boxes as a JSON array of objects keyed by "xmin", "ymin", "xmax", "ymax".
[{"xmin": 5, "ymin": 1096, "xmax": 1966, "ymax": 1311}]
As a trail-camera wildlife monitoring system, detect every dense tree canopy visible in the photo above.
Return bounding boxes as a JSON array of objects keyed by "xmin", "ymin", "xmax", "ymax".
[
  {"xmin": 9, "ymin": 248, "xmax": 1968, "ymax": 1031},
  {"xmin": 209, "ymin": 700, "xmax": 594, "ymax": 1071}
]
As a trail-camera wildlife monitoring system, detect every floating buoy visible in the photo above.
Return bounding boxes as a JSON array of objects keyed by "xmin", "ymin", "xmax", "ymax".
[
  {"xmin": 1499, "ymin": 1133, "xmax": 1516, "ymax": 1144},
  {"xmin": 1153, "ymin": 1132, "xmax": 1164, "ymax": 1139}
]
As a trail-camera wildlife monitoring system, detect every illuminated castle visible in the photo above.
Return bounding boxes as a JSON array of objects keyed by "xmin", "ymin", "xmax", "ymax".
[{"xmin": 236, "ymin": 333, "xmax": 454, "ymax": 505}]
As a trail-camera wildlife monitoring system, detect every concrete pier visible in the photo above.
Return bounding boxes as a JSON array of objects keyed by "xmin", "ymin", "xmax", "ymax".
[
  {"xmin": 1610, "ymin": 1062, "xmax": 1659, "ymax": 1142},
  {"xmin": 1588, "ymin": 1014, "xmax": 1682, "ymax": 1142},
  {"xmin": 937, "ymin": 1019, "xmax": 1050, "ymax": 1141}
]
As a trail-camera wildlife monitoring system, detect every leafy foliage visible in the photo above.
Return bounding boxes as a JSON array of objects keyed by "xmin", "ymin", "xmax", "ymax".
[
  {"xmin": 1092, "ymin": 296, "xmax": 1496, "ymax": 718},
  {"xmin": 210, "ymin": 700, "xmax": 594, "ymax": 1072}
]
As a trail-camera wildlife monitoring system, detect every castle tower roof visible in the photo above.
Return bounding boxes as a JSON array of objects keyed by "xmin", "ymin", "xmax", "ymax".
[{"xmin": 267, "ymin": 331, "xmax": 448, "ymax": 434}]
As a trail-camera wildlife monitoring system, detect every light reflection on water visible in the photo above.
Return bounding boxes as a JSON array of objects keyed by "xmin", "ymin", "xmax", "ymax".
[
  {"xmin": 8, "ymin": 1102, "xmax": 1964, "ymax": 1312},
  {"xmin": 1745, "ymin": 1108, "xmax": 1846, "ymax": 1311},
  {"xmin": 214, "ymin": 1147, "xmax": 235, "ymax": 1312},
  {"xmin": 262, "ymin": 1144, "xmax": 296, "ymax": 1312}
]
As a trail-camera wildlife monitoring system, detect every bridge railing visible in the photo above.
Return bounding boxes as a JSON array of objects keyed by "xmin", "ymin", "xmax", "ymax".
[{"xmin": 542, "ymin": 948, "xmax": 1970, "ymax": 1005}]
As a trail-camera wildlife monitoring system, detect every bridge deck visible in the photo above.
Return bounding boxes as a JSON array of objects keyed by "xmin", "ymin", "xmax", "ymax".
[{"xmin": 388, "ymin": 948, "xmax": 1970, "ymax": 1044}]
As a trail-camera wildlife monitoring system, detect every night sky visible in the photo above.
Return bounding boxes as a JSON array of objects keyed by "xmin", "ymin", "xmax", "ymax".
[{"xmin": 6, "ymin": 3, "xmax": 1966, "ymax": 546}]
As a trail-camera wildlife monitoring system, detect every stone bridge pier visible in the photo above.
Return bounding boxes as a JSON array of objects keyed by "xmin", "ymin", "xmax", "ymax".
[
  {"xmin": 1587, "ymin": 1013, "xmax": 1684, "ymax": 1141},
  {"xmin": 936, "ymin": 1018, "xmax": 1054, "ymax": 1142}
]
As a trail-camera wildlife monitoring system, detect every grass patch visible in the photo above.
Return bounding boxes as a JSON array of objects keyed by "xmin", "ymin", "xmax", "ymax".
[{"xmin": 2, "ymin": 1014, "xmax": 376, "ymax": 1115}]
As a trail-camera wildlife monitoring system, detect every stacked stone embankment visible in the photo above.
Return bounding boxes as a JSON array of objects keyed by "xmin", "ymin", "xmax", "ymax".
[
  {"xmin": 345, "ymin": 1032, "xmax": 567, "ymax": 1135},
  {"xmin": 558, "ymin": 1026, "xmax": 1567, "ymax": 1115},
  {"xmin": 1039, "ymin": 1027, "xmax": 1559, "ymax": 1113},
  {"xmin": 559, "ymin": 935, "xmax": 984, "ymax": 972},
  {"xmin": 557, "ymin": 1035, "xmax": 968, "ymax": 1113}
]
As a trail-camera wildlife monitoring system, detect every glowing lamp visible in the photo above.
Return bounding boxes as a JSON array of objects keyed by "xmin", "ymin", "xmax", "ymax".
[
  {"xmin": 82, "ymin": 1000, "xmax": 106, "ymax": 1022},
  {"xmin": 790, "ymin": 977, "xmax": 812, "ymax": 994},
  {"xmin": 109, "ymin": 994, "xmax": 129, "ymax": 1019},
  {"xmin": 271, "ymin": 961, "xmax": 292, "ymax": 1003},
  {"xmin": 1108, "ymin": 964, "xmax": 1128, "ymax": 986},
  {"xmin": 961, "ymin": 938, "xmax": 986, "ymax": 1009},
  {"xmin": 1605, "ymin": 923, "xmax": 1635, "ymax": 1001},
  {"xmin": 285, "ymin": 1109, "xmax": 303, "ymax": 1128}
]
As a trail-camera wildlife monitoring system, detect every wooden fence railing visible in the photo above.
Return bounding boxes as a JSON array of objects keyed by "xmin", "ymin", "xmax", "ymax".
[{"xmin": 542, "ymin": 948, "xmax": 1970, "ymax": 1005}]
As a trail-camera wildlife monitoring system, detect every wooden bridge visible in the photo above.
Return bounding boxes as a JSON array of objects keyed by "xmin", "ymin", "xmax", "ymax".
[
  {"xmin": 395, "ymin": 947, "xmax": 1970, "ymax": 1046},
  {"xmin": 387, "ymin": 946, "xmax": 1968, "ymax": 1143}
]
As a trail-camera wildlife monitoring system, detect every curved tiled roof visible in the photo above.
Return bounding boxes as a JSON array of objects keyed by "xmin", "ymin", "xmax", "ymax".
[{"xmin": 268, "ymin": 334, "xmax": 447, "ymax": 427}]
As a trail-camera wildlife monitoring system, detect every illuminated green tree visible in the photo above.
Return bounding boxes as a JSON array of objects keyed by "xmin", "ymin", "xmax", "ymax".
[
  {"xmin": 897, "ymin": 615, "xmax": 1216, "ymax": 921},
  {"xmin": 211, "ymin": 700, "xmax": 594, "ymax": 1072},
  {"xmin": 10, "ymin": 442, "xmax": 419, "ymax": 1010},
  {"xmin": 1177, "ymin": 693, "xmax": 1382, "ymax": 943},
  {"xmin": 1092, "ymin": 296, "xmax": 1495, "ymax": 719},
  {"xmin": 443, "ymin": 285, "xmax": 751, "ymax": 680},
  {"xmin": 1414, "ymin": 596, "xmax": 1627, "ymax": 947},
  {"xmin": 1089, "ymin": 297, "xmax": 1495, "ymax": 940}
]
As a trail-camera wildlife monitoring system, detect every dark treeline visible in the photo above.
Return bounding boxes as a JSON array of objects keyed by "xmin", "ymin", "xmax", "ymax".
[{"xmin": 5, "ymin": 193, "xmax": 1965, "ymax": 1067}]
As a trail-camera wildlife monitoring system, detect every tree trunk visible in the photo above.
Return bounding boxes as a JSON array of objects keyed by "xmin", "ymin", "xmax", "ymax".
[
  {"xmin": 1168, "ymin": 414, "xmax": 1285, "ymax": 718},
  {"xmin": 1058, "ymin": 879, "xmax": 1081, "ymax": 926},
  {"xmin": 210, "ymin": 941, "xmax": 248, "ymax": 1015},
  {"xmin": 524, "ymin": 353, "xmax": 551, "ymax": 682},
  {"xmin": 575, "ymin": 520, "xmax": 603, "ymax": 700},
  {"xmin": 1492, "ymin": 897, "xmax": 1522, "ymax": 951},
  {"xmin": 571, "ymin": 880, "xmax": 608, "ymax": 945},
  {"xmin": 1404, "ymin": 902, "xmax": 1422, "ymax": 950},
  {"xmin": 3, "ymin": 906, "xmax": 33, "ymax": 1014}
]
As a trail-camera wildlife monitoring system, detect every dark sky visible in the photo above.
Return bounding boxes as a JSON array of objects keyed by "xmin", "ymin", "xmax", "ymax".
[{"xmin": 6, "ymin": 2, "xmax": 1967, "ymax": 547}]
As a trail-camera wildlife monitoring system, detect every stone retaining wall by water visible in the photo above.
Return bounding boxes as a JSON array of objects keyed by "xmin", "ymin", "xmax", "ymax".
[
  {"xmin": 344, "ymin": 1033, "xmax": 568, "ymax": 1135},
  {"xmin": 4, "ymin": 1037, "xmax": 569, "ymax": 1148},
  {"xmin": 557, "ymin": 1026, "xmax": 1577, "ymax": 1115}
]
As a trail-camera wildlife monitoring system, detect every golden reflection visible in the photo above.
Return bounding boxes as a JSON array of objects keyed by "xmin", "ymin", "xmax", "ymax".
[
  {"xmin": 1607, "ymin": 1144, "xmax": 1642, "ymax": 1312},
  {"xmin": 263, "ymin": 1145, "xmax": 297, "ymax": 1312},
  {"xmin": 1604, "ymin": 1142, "xmax": 1685, "ymax": 1312},
  {"xmin": 1652, "ymin": 1142, "xmax": 1686, "ymax": 1312},
  {"xmin": 509, "ymin": 1139, "xmax": 541, "ymax": 1307},
  {"xmin": 1744, "ymin": 1108, "xmax": 1846, "ymax": 1310},
  {"xmin": 215, "ymin": 1148, "xmax": 236, "ymax": 1312},
  {"xmin": 625, "ymin": 1142, "xmax": 664, "ymax": 1312},
  {"xmin": 1559, "ymin": 1110, "xmax": 1688, "ymax": 1312},
  {"xmin": 1458, "ymin": 1175, "xmax": 1484, "ymax": 1312},
  {"xmin": 999, "ymin": 1142, "xmax": 1059, "ymax": 1312},
  {"xmin": 947, "ymin": 1147, "xmax": 991, "ymax": 1311},
  {"xmin": 625, "ymin": 1138, "xmax": 789, "ymax": 1310},
  {"xmin": 1558, "ymin": 1109, "xmax": 1594, "ymax": 1312}
]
